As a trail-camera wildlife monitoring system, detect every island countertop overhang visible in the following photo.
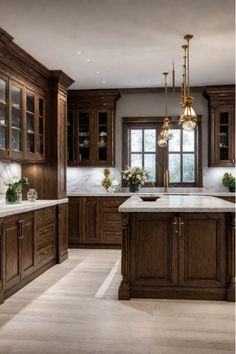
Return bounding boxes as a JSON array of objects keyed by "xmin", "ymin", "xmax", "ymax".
[{"xmin": 118, "ymin": 195, "xmax": 235, "ymax": 213}]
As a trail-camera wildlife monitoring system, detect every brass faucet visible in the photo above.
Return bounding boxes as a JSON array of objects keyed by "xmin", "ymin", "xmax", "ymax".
[{"xmin": 163, "ymin": 169, "xmax": 169, "ymax": 193}]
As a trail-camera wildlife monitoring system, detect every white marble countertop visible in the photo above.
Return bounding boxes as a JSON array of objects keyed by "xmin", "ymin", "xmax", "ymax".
[
  {"xmin": 118, "ymin": 195, "xmax": 235, "ymax": 213},
  {"xmin": 68, "ymin": 190, "xmax": 235, "ymax": 197},
  {"xmin": 0, "ymin": 198, "xmax": 68, "ymax": 218}
]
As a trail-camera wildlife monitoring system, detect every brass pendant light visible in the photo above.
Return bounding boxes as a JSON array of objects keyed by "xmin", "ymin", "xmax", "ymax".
[
  {"xmin": 157, "ymin": 72, "xmax": 173, "ymax": 147},
  {"xmin": 178, "ymin": 34, "xmax": 197, "ymax": 131}
]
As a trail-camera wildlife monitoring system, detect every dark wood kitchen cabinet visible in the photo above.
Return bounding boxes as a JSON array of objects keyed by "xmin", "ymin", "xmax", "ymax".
[
  {"xmin": 204, "ymin": 86, "xmax": 235, "ymax": 167},
  {"xmin": 119, "ymin": 212, "xmax": 229, "ymax": 301},
  {"xmin": 0, "ymin": 202, "xmax": 68, "ymax": 303},
  {"xmin": 4, "ymin": 212, "xmax": 34, "ymax": 292},
  {"xmin": 67, "ymin": 91, "xmax": 120, "ymax": 166},
  {"xmin": 68, "ymin": 196, "xmax": 127, "ymax": 247},
  {"xmin": 0, "ymin": 73, "xmax": 46, "ymax": 162},
  {"xmin": 57, "ymin": 203, "xmax": 69, "ymax": 263},
  {"xmin": 35, "ymin": 206, "xmax": 56, "ymax": 269}
]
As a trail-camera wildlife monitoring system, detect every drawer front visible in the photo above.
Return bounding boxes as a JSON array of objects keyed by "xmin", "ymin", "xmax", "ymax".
[
  {"xmin": 100, "ymin": 229, "xmax": 122, "ymax": 244},
  {"xmin": 101, "ymin": 198, "xmax": 127, "ymax": 209},
  {"xmin": 36, "ymin": 242, "xmax": 55, "ymax": 265},
  {"xmin": 36, "ymin": 223, "xmax": 55, "ymax": 249},
  {"xmin": 102, "ymin": 212, "xmax": 122, "ymax": 226},
  {"xmin": 35, "ymin": 206, "xmax": 56, "ymax": 227}
]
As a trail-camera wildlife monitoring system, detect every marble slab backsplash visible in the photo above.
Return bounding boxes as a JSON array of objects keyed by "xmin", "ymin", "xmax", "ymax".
[
  {"xmin": 67, "ymin": 166, "xmax": 236, "ymax": 194},
  {"xmin": 67, "ymin": 167, "xmax": 121, "ymax": 193},
  {"xmin": 0, "ymin": 162, "xmax": 21, "ymax": 201}
]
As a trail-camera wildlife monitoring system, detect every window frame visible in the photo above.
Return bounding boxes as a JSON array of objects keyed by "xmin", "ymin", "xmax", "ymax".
[{"xmin": 122, "ymin": 116, "xmax": 202, "ymax": 187}]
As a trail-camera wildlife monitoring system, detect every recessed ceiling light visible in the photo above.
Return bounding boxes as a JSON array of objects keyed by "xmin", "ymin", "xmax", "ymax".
[
  {"xmin": 102, "ymin": 80, "xmax": 106, "ymax": 84},
  {"xmin": 96, "ymin": 71, "xmax": 100, "ymax": 75},
  {"xmin": 77, "ymin": 51, "xmax": 83, "ymax": 55},
  {"xmin": 87, "ymin": 59, "xmax": 91, "ymax": 63}
]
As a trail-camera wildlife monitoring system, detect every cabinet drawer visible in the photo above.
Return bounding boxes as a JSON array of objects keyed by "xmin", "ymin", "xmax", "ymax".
[
  {"xmin": 36, "ymin": 242, "xmax": 55, "ymax": 265},
  {"xmin": 100, "ymin": 229, "xmax": 122, "ymax": 244},
  {"xmin": 101, "ymin": 198, "xmax": 127, "ymax": 209},
  {"xmin": 36, "ymin": 223, "xmax": 55, "ymax": 249},
  {"xmin": 102, "ymin": 212, "xmax": 122, "ymax": 226},
  {"xmin": 35, "ymin": 207, "xmax": 56, "ymax": 227}
]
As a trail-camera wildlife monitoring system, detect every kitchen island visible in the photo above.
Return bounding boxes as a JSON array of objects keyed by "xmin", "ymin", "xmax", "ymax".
[{"xmin": 118, "ymin": 195, "xmax": 235, "ymax": 301}]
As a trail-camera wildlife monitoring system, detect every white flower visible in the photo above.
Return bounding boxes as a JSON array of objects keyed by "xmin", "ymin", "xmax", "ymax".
[
  {"xmin": 128, "ymin": 174, "xmax": 132, "ymax": 178},
  {"xmin": 136, "ymin": 174, "xmax": 141, "ymax": 180}
]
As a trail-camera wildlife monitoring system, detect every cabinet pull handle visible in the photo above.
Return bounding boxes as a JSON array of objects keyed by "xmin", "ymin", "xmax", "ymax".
[
  {"xmin": 178, "ymin": 217, "xmax": 184, "ymax": 236},
  {"xmin": 172, "ymin": 217, "xmax": 178, "ymax": 234},
  {"xmin": 18, "ymin": 220, "xmax": 23, "ymax": 239}
]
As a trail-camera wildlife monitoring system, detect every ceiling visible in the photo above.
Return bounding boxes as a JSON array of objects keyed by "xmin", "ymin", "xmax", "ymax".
[{"xmin": 0, "ymin": 0, "xmax": 234, "ymax": 90}]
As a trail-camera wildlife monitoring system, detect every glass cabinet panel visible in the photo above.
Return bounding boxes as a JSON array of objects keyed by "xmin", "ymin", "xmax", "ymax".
[
  {"xmin": 11, "ymin": 85, "xmax": 22, "ymax": 151},
  {"xmin": 0, "ymin": 79, "xmax": 7, "ymax": 150},
  {"xmin": 78, "ymin": 112, "xmax": 90, "ymax": 163},
  {"xmin": 97, "ymin": 112, "xmax": 108, "ymax": 162},
  {"xmin": 26, "ymin": 92, "xmax": 35, "ymax": 153},
  {"xmin": 219, "ymin": 112, "xmax": 229, "ymax": 161},
  {"xmin": 38, "ymin": 98, "xmax": 44, "ymax": 155}
]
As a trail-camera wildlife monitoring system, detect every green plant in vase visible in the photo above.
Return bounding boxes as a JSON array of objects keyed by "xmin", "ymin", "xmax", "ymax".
[
  {"xmin": 222, "ymin": 172, "xmax": 235, "ymax": 193},
  {"xmin": 121, "ymin": 166, "xmax": 149, "ymax": 192},
  {"xmin": 5, "ymin": 177, "xmax": 28, "ymax": 203}
]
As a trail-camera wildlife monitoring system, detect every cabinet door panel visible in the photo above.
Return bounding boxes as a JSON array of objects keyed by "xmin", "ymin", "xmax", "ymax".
[
  {"xmin": 132, "ymin": 214, "xmax": 177, "ymax": 286},
  {"xmin": 84, "ymin": 199, "xmax": 99, "ymax": 243},
  {"xmin": 58, "ymin": 203, "xmax": 68, "ymax": 262},
  {"xmin": 178, "ymin": 213, "xmax": 226, "ymax": 287},
  {"xmin": 5, "ymin": 218, "xmax": 21, "ymax": 289},
  {"xmin": 21, "ymin": 215, "xmax": 34, "ymax": 279},
  {"xmin": 68, "ymin": 200, "xmax": 83, "ymax": 245}
]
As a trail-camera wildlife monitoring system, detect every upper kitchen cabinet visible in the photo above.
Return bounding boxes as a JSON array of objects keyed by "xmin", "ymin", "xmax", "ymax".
[
  {"xmin": 0, "ymin": 77, "xmax": 46, "ymax": 162},
  {"xmin": 204, "ymin": 86, "xmax": 235, "ymax": 167},
  {"xmin": 67, "ymin": 90, "xmax": 120, "ymax": 166}
]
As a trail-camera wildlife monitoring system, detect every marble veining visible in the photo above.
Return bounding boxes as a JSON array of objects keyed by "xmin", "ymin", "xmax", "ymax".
[
  {"xmin": 0, "ymin": 199, "xmax": 68, "ymax": 218},
  {"xmin": 119, "ymin": 195, "xmax": 235, "ymax": 213}
]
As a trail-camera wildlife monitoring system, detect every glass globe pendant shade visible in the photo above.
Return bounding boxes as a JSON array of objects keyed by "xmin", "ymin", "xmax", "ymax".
[
  {"xmin": 179, "ymin": 99, "xmax": 197, "ymax": 131},
  {"xmin": 157, "ymin": 130, "xmax": 168, "ymax": 147}
]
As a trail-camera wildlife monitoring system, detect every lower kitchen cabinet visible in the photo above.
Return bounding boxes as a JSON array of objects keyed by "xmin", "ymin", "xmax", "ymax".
[
  {"xmin": 4, "ymin": 213, "xmax": 34, "ymax": 291},
  {"xmin": 1, "ymin": 202, "xmax": 68, "ymax": 303},
  {"xmin": 119, "ymin": 212, "xmax": 230, "ymax": 301},
  {"xmin": 68, "ymin": 197, "xmax": 127, "ymax": 247},
  {"xmin": 35, "ymin": 207, "xmax": 56, "ymax": 269}
]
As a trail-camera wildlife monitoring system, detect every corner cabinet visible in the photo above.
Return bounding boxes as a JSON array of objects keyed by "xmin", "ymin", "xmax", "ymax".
[
  {"xmin": 203, "ymin": 86, "xmax": 235, "ymax": 167},
  {"xmin": 67, "ymin": 91, "xmax": 120, "ymax": 166},
  {"xmin": 0, "ymin": 73, "xmax": 45, "ymax": 162}
]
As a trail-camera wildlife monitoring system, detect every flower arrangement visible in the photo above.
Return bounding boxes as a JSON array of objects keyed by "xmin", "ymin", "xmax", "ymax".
[
  {"xmin": 5, "ymin": 177, "xmax": 28, "ymax": 203},
  {"xmin": 222, "ymin": 172, "xmax": 235, "ymax": 193},
  {"xmin": 121, "ymin": 166, "xmax": 149, "ymax": 192}
]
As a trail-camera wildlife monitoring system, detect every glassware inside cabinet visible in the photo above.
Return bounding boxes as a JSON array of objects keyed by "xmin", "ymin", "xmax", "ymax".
[
  {"xmin": 11, "ymin": 85, "xmax": 22, "ymax": 151},
  {"xmin": 0, "ymin": 79, "xmax": 7, "ymax": 150},
  {"xmin": 78, "ymin": 112, "xmax": 90, "ymax": 162},
  {"xmin": 98, "ymin": 112, "xmax": 108, "ymax": 161}
]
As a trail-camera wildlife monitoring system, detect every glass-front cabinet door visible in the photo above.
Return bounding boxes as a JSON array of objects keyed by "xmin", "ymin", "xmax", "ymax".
[
  {"xmin": 37, "ymin": 97, "xmax": 45, "ymax": 160},
  {"xmin": 94, "ymin": 109, "xmax": 113, "ymax": 166},
  {"xmin": 77, "ymin": 111, "xmax": 92, "ymax": 165},
  {"xmin": 10, "ymin": 82, "xmax": 23, "ymax": 159},
  {"xmin": 0, "ymin": 77, "xmax": 8, "ymax": 157},
  {"xmin": 25, "ymin": 92, "xmax": 35, "ymax": 157},
  {"xmin": 215, "ymin": 107, "xmax": 235, "ymax": 166}
]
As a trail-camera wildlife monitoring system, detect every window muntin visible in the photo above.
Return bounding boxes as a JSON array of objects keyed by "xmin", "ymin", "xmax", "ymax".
[{"xmin": 129, "ymin": 128, "xmax": 156, "ymax": 182}]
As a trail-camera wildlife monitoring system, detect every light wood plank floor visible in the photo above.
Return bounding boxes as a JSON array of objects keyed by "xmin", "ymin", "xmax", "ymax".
[{"xmin": 0, "ymin": 249, "xmax": 234, "ymax": 354}]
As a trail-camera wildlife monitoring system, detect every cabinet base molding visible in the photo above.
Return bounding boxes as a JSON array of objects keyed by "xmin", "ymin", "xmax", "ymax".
[
  {"xmin": 69, "ymin": 244, "xmax": 121, "ymax": 250},
  {"xmin": 4, "ymin": 259, "xmax": 56, "ymax": 300},
  {"xmin": 119, "ymin": 286, "xmax": 227, "ymax": 301},
  {"xmin": 57, "ymin": 252, "xmax": 68, "ymax": 264}
]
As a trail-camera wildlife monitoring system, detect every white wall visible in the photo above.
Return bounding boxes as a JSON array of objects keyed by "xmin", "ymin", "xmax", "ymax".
[{"xmin": 67, "ymin": 91, "xmax": 235, "ymax": 193}]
